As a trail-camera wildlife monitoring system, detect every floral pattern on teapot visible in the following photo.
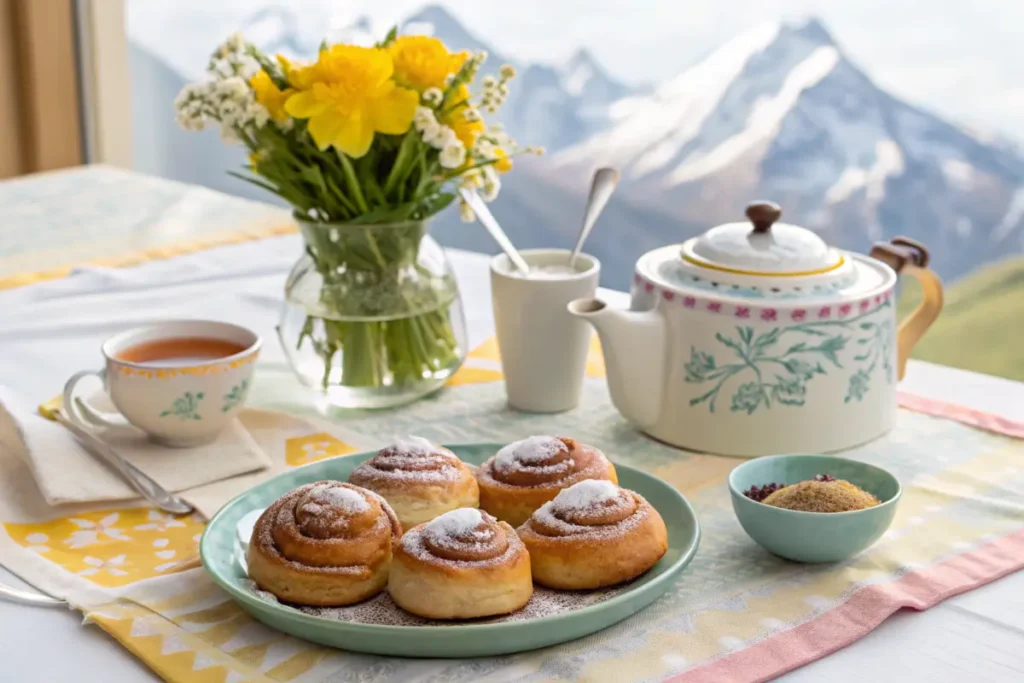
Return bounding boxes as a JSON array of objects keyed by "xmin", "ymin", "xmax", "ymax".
[{"xmin": 683, "ymin": 299, "xmax": 895, "ymax": 414}]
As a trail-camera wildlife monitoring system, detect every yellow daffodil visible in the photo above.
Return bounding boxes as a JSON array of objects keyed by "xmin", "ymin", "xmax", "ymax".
[
  {"xmin": 493, "ymin": 147, "xmax": 513, "ymax": 173},
  {"xmin": 389, "ymin": 36, "xmax": 467, "ymax": 92},
  {"xmin": 441, "ymin": 84, "xmax": 484, "ymax": 149},
  {"xmin": 249, "ymin": 70, "xmax": 292, "ymax": 123},
  {"xmin": 284, "ymin": 45, "xmax": 418, "ymax": 157}
]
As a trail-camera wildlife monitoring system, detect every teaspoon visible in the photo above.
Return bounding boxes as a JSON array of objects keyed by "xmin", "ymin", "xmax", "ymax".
[
  {"xmin": 458, "ymin": 188, "xmax": 530, "ymax": 274},
  {"xmin": 568, "ymin": 167, "xmax": 619, "ymax": 269}
]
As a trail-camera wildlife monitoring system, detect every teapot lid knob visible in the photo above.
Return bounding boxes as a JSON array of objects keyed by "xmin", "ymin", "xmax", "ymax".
[{"xmin": 745, "ymin": 201, "xmax": 782, "ymax": 234}]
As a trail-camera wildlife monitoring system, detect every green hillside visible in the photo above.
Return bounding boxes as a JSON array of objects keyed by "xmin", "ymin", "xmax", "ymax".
[{"xmin": 897, "ymin": 257, "xmax": 1024, "ymax": 381}]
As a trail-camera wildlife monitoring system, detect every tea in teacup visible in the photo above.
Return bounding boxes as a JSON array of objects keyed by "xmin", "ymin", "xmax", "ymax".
[
  {"xmin": 63, "ymin": 321, "xmax": 260, "ymax": 447},
  {"xmin": 115, "ymin": 337, "xmax": 250, "ymax": 366}
]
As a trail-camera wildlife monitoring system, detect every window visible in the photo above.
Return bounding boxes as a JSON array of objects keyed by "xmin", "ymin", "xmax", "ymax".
[{"xmin": 124, "ymin": 1, "xmax": 1024, "ymax": 379}]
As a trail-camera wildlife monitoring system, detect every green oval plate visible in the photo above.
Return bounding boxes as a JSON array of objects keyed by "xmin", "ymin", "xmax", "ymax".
[{"xmin": 200, "ymin": 443, "xmax": 700, "ymax": 658}]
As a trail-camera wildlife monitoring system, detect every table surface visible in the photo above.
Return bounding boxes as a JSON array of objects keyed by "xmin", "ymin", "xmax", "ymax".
[{"xmin": 1, "ymin": 235, "xmax": 1023, "ymax": 682}]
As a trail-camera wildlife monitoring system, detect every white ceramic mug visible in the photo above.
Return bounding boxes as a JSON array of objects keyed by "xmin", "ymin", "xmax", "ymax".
[
  {"xmin": 490, "ymin": 249, "xmax": 600, "ymax": 413},
  {"xmin": 62, "ymin": 320, "xmax": 261, "ymax": 447}
]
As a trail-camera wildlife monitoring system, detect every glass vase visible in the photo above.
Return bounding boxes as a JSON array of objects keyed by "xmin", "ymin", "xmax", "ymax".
[{"xmin": 277, "ymin": 218, "xmax": 467, "ymax": 410}]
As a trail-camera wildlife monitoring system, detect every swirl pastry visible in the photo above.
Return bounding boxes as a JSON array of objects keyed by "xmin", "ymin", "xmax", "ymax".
[
  {"xmin": 247, "ymin": 481, "xmax": 402, "ymax": 606},
  {"xmin": 348, "ymin": 437, "xmax": 479, "ymax": 528},
  {"xmin": 517, "ymin": 480, "xmax": 668, "ymax": 589},
  {"xmin": 389, "ymin": 508, "xmax": 532, "ymax": 619},
  {"xmin": 476, "ymin": 436, "xmax": 617, "ymax": 527}
]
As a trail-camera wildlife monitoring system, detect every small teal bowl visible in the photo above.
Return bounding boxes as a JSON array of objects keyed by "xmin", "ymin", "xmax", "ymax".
[{"xmin": 728, "ymin": 454, "xmax": 901, "ymax": 563}]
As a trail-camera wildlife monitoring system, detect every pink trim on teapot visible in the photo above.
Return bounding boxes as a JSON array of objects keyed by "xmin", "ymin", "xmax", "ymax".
[{"xmin": 631, "ymin": 273, "xmax": 894, "ymax": 321}]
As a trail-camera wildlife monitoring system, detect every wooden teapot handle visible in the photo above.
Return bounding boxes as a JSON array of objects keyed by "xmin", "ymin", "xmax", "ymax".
[{"xmin": 869, "ymin": 237, "xmax": 944, "ymax": 381}]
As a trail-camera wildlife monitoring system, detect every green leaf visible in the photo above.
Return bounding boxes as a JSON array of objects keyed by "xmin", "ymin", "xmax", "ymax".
[
  {"xmin": 348, "ymin": 202, "xmax": 418, "ymax": 225},
  {"xmin": 419, "ymin": 192, "xmax": 456, "ymax": 218},
  {"xmin": 376, "ymin": 26, "xmax": 398, "ymax": 48},
  {"xmin": 782, "ymin": 358, "xmax": 818, "ymax": 380},
  {"xmin": 384, "ymin": 131, "xmax": 420, "ymax": 197},
  {"xmin": 753, "ymin": 327, "xmax": 781, "ymax": 348},
  {"xmin": 337, "ymin": 152, "xmax": 369, "ymax": 214},
  {"xmin": 784, "ymin": 342, "xmax": 807, "ymax": 355},
  {"xmin": 715, "ymin": 332, "xmax": 745, "ymax": 356}
]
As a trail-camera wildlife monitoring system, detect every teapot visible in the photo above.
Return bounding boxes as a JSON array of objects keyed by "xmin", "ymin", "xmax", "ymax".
[{"xmin": 568, "ymin": 202, "xmax": 943, "ymax": 457}]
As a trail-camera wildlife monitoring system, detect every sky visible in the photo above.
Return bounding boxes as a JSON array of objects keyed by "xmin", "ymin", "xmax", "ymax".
[{"xmin": 127, "ymin": 0, "xmax": 1024, "ymax": 142}]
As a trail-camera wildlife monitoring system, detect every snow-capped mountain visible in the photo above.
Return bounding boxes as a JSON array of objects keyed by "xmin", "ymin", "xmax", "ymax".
[{"xmin": 554, "ymin": 19, "xmax": 1024, "ymax": 280}]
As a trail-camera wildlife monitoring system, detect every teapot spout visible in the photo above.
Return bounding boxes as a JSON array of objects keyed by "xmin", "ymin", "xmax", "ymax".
[{"xmin": 567, "ymin": 297, "xmax": 665, "ymax": 428}]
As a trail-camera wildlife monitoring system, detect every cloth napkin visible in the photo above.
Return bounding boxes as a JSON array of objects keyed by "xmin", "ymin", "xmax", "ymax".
[{"xmin": 0, "ymin": 387, "xmax": 271, "ymax": 507}]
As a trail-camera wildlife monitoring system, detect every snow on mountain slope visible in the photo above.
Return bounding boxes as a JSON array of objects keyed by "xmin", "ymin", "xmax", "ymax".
[{"xmin": 553, "ymin": 18, "xmax": 1024, "ymax": 280}]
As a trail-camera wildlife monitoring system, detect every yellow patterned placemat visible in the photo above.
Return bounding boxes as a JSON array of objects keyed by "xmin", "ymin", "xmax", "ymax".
[{"xmin": 1, "ymin": 339, "xmax": 1023, "ymax": 682}]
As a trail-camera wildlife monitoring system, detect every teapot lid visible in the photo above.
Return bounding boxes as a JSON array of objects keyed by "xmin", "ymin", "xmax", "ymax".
[{"xmin": 681, "ymin": 202, "xmax": 844, "ymax": 277}]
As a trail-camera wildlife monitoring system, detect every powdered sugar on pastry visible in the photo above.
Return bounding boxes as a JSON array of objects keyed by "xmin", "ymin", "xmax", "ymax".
[
  {"xmin": 349, "ymin": 438, "xmax": 465, "ymax": 484},
  {"xmin": 531, "ymin": 484, "xmax": 647, "ymax": 539},
  {"xmin": 400, "ymin": 509, "xmax": 520, "ymax": 569},
  {"xmin": 303, "ymin": 483, "xmax": 370, "ymax": 514},
  {"xmin": 551, "ymin": 479, "xmax": 620, "ymax": 510},
  {"xmin": 495, "ymin": 436, "xmax": 566, "ymax": 467},
  {"xmin": 424, "ymin": 507, "xmax": 484, "ymax": 537}
]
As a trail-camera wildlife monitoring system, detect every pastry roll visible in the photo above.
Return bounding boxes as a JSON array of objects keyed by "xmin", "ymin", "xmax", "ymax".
[
  {"xmin": 247, "ymin": 481, "xmax": 402, "ymax": 606},
  {"xmin": 517, "ymin": 479, "xmax": 667, "ymax": 589},
  {"xmin": 476, "ymin": 436, "xmax": 617, "ymax": 527},
  {"xmin": 389, "ymin": 508, "xmax": 532, "ymax": 619},
  {"xmin": 348, "ymin": 437, "xmax": 479, "ymax": 528}
]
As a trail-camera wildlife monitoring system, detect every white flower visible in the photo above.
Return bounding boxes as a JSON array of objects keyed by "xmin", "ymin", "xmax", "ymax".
[
  {"xmin": 236, "ymin": 55, "xmax": 261, "ymax": 80},
  {"xmin": 481, "ymin": 165, "xmax": 500, "ymax": 201},
  {"xmin": 413, "ymin": 106, "xmax": 438, "ymax": 132},
  {"xmin": 210, "ymin": 59, "xmax": 234, "ymax": 79},
  {"xmin": 217, "ymin": 76, "xmax": 248, "ymax": 99},
  {"xmin": 175, "ymin": 110, "xmax": 205, "ymax": 132},
  {"xmin": 444, "ymin": 74, "xmax": 455, "ymax": 87},
  {"xmin": 440, "ymin": 140, "xmax": 467, "ymax": 169},
  {"xmin": 225, "ymin": 32, "xmax": 246, "ymax": 53},
  {"xmin": 500, "ymin": 64, "xmax": 516, "ymax": 79},
  {"xmin": 134, "ymin": 510, "xmax": 187, "ymax": 533},
  {"xmin": 220, "ymin": 126, "xmax": 241, "ymax": 144},
  {"xmin": 66, "ymin": 514, "xmax": 129, "ymax": 549},
  {"xmin": 422, "ymin": 87, "xmax": 444, "ymax": 107},
  {"xmin": 482, "ymin": 75, "xmax": 497, "ymax": 88},
  {"xmin": 459, "ymin": 200, "xmax": 475, "ymax": 222},
  {"xmin": 460, "ymin": 168, "xmax": 483, "ymax": 189},
  {"xmin": 474, "ymin": 138, "xmax": 496, "ymax": 158},
  {"xmin": 78, "ymin": 554, "xmax": 129, "ymax": 578},
  {"xmin": 246, "ymin": 102, "xmax": 271, "ymax": 129},
  {"xmin": 424, "ymin": 124, "xmax": 456, "ymax": 150},
  {"xmin": 218, "ymin": 99, "xmax": 241, "ymax": 123},
  {"xmin": 463, "ymin": 107, "xmax": 481, "ymax": 123}
]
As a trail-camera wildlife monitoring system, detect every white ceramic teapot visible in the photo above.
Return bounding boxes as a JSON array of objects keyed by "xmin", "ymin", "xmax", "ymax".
[{"xmin": 568, "ymin": 202, "xmax": 944, "ymax": 457}]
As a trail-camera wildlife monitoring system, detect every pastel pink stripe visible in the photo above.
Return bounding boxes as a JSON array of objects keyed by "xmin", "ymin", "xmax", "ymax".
[
  {"xmin": 673, "ymin": 528, "xmax": 1024, "ymax": 683},
  {"xmin": 897, "ymin": 391, "xmax": 1024, "ymax": 439}
]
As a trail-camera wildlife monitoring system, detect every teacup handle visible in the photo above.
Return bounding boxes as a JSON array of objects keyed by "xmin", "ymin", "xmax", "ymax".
[
  {"xmin": 62, "ymin": 370, "xmax": 132, "ymax": 431},
  {"xmin": 870, "ymin": 237, "xmax": 944, "ymax": 381}
]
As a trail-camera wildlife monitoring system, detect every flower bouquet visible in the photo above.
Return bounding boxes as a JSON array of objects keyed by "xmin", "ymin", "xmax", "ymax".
[{"xmin": 175, "ymin": 29, "xmax": 538, "ymax": 408}]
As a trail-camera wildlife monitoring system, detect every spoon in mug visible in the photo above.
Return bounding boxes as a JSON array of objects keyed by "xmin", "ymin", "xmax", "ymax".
[
  {"xmin": 458, "ymin": 187, "xmax": 530, "ymax": 274},
  {"xmin": 568, "ymin": 167, "xmax": 619, "ymax": 269}
]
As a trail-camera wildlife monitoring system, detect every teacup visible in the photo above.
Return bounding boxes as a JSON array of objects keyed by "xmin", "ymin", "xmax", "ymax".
[{"xmin": 63, "ymin": 320, "xmax": 261, "ymax": 447}]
